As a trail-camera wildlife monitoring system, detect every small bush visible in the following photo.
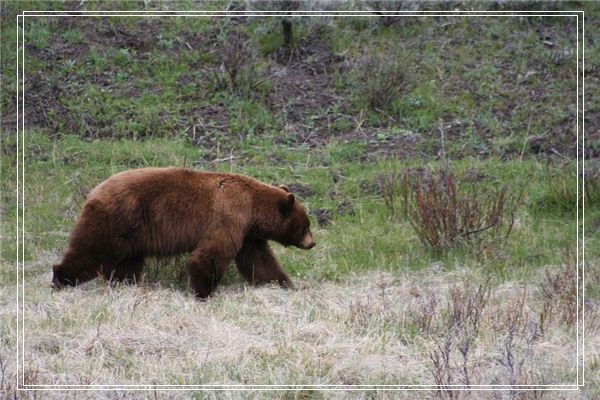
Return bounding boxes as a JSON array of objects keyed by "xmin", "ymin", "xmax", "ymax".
[
  {"xmin": 355, "ymin": 52, "xmax": 412, "ymax": 113},
  {"xmin": 428, "ymin": 278, "xmax": 491, "ymax": 394},
  {"xmin": 492, "ymin": 288, "xmax": 541, "ymax": 395},
  {"xmin": 211, "ymin": 30, "xmax": 266, "ymax": 98},
  {"xmin": 406, "ymin": 168, "xmax": 521, "ymax": 254}
]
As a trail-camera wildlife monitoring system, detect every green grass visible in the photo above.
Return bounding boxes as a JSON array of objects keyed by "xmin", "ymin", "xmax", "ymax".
[{"xmin": 2, "ymin": 131, "xmax": 596, "ymax": 291}]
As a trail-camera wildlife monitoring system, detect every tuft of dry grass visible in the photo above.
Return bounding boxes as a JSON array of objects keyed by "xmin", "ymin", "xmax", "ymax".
[{"xmin": 538, "ymin": 261, "xmax": 578, "ymax": 335}]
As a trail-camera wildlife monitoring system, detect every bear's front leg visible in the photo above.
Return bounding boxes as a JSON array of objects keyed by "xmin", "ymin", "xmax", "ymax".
[
  {"xmin": 102, "ymin": 255, "xmax": 145, "ymax": 284},
  {"xmin": 187, "ymin": 239, "xmax": 238, "ymax": 299},
  {"xmin": 235, "ymin": 237, "xmax": 292, "ymax": 288}
]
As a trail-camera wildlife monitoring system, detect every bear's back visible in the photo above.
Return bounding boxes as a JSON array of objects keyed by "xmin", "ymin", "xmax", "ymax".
[
  {"xmin": 87, "ymin": 167, "xmax": 261, "ymax": 219},
  {"xmin": 81, "ymin": 168, "xmax": 277, "ymax": 256}
]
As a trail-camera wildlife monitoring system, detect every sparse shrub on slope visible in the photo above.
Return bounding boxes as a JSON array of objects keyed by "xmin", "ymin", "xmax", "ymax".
[
  {"xmin": 213, "ymin": 30, "xmax": 269, "ymax": 98},
  {"xmin": 354, "ymin": 51, "xmax": 413, "ymax": 114},
  {"xmin": 406, "ymin": 168, "xmax": 523, "ymax": 254},
  {"xmin": 377, "ymin": 165, "xmax": 528, "ymax": 255}
]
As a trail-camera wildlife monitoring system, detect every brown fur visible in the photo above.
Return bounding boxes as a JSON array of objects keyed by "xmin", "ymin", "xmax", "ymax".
[{"xmin": 52, "ymin": 167, "xmax": 315, "ymax": 298}]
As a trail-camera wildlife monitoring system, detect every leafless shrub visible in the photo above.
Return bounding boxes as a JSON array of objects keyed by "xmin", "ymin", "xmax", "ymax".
[
  {"xmin": 495, "ymin": 323, "xmax": 541, "ymax": 400},
  {"xmin": 210, "ymin": 30, "xmax": 265, "ymax": 97},
  {"xmin": 498, "ymin": 321, "xmax": 538, "ymax": 384},
  {"xmin": 356, "ymin": 52, "xmax": 412, "ymax": 112},
  {"xmin": 493, "ymin": 289, "xmax": 542, "ymax": 399},
  {"xmin": 429, "ymin": 334, "xmax": 458, "ymax": 399},
  {"xmin": 498, "ymin": 293, "xmax": 535, "ymax": 381},
  {"xmin": 222, "ymin": 31, "xmax": 256, "ymax": 92},
  {"xmin": 538, "ymin": 259, "xmax": 578, "ymax": 335},
  {"xmin": 447, "ymin": 278, "xmax": 491, "ymax": 332},
  {"xmin": 412, "ymin": 289, "xmax": 439, "ymax": 333},
  {"xmin": 428, "ymin": 278, "xmax": 491, "ymax": 396},
  {"xmin": 377, "ymin": 166, "xmax": 525, "ymax": 254},
  {"xmin": 407, "ymin": 168, "xmax": 522, "ymax": 254},
  {"xmin": 450, "ymin": 278, "xmax": 491, "ymax": 387}
]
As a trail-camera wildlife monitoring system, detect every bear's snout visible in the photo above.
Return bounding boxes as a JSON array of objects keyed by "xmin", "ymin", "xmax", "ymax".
[{"xmin": 299, "ymin": 233, "xmax": 316, "ymax": 250}]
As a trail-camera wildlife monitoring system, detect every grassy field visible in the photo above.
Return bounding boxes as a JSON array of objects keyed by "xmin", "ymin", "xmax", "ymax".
[{"xmin": 1, "ymin": 1, "xmax": 599, "ymax": 398}]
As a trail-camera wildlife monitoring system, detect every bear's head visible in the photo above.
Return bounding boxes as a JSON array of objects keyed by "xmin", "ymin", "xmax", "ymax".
[{"xmin": 275, "ymin": 186, "xmax": 316, "ymax": 250}]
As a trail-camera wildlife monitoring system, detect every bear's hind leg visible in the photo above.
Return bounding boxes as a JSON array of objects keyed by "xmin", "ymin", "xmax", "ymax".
[
  {"xmin": 103, "ymin": 256, "xmax": 144, "ymax": 284},
  {"xmin": 235, "ymin": 238, "xmax": 292, "ymax": 288}
]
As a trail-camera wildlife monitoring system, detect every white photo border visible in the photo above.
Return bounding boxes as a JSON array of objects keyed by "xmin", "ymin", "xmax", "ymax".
[{"xmin": 15, "ymin": 8, "xmax": 586, "ymax": 391}]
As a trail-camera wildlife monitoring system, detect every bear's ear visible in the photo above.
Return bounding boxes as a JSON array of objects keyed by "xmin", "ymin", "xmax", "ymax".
[
  {"xmin": 279, "ymin": 185, "xmax": 290, "ymax": 193},
  {"xmin": 280, "ymin": 192, "xmax": 295, "ymax": 215}
]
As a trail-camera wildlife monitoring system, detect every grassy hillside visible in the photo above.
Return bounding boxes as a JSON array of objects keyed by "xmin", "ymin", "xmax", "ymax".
[{"xmin": 1, "ymin": 0, "xmax": 599, "ymax": 398}]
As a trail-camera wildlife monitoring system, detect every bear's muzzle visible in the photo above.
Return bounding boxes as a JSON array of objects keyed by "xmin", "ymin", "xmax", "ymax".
[{"xmin": 299, "ymin": 233, "xmax": 316, "ymax": 250}]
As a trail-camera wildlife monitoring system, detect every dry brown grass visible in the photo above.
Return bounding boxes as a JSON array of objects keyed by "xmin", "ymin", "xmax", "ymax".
[{"xmin": 1, "ymin": 257, "xmax": 598, "ymax": 399}]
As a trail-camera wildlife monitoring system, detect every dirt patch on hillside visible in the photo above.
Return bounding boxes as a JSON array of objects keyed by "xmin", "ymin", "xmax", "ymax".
[{"xmin": 266, "ymin": 25, "xmax": 351, "ymax": 147}]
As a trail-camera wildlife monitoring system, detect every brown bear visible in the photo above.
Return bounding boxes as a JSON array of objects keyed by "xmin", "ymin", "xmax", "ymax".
[{"xmin": 52, "ymin": 167, "xmax": 315, "ymax": 298}]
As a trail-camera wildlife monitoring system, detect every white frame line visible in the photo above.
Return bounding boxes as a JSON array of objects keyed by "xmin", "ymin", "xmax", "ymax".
[
  {"xmin": 16, "ymin": 12, "xmax": 21, "ymax": 391},
  {"xmin": 577, "ymin": 7, "xmax": 585, "ymax": 386},
  {"xmin": 576, "ymin": 12, "xmax": 579, "ymax": 386},
  {"xmin": 21, "ymin": 10, "xmax": 586, "ymax": 14},
  {"xmin": 16, "ymin": 9, "xmax": 585, "ymax": 391},
  {"xmin": 18, "ymin": 13, "xmax": 583, "ymax": 17}
]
